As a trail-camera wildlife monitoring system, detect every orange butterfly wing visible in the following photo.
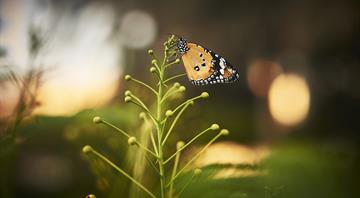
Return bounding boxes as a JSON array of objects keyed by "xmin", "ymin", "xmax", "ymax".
[
  {"xmin": 180, "ymin": 42, "xmax": 239, "ymax": 85},
  {"xmin": 181, "ymin": 43, "xmax": 214, "ymax": 81}
]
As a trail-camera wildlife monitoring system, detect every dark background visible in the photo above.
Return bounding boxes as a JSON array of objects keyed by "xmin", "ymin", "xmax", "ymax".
[{"xmin": 1, "ymin": 0, "xmax": 359, "ymax": 197}]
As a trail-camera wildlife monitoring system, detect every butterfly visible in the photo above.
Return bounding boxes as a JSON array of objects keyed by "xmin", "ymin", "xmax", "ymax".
[{"xmin": 176, "ymin": 37, "xmax": 239, "ymax": 86}]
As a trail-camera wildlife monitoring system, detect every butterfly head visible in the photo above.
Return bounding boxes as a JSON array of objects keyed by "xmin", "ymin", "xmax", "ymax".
[{"xmin": 176, "ymin": 37, "xmax": 189, "ymax": 55}]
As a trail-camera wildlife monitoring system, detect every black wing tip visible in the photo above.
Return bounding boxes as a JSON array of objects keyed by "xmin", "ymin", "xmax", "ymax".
[{"xmin": 191, "ymin": 70, "xmax": 240, "ymax": 86}]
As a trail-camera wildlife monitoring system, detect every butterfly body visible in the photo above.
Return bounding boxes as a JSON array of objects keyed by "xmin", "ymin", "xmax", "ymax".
[{"xmin": 176, "ymin": 37, "xmax": 239, "ymax": 85}]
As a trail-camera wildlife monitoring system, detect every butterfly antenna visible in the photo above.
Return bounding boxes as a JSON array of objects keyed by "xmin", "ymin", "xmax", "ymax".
[{"xmin": 167, "ymin": 33, "xmax": 178, "ymax": 38}]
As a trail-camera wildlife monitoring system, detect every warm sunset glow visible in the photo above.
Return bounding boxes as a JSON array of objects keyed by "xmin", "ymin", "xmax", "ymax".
[
  {"xmin": 34, "ymin": 80, "xmax": 119, "ymax": 116},
  {"xmin": 193, "ymin": 142, "xmax": 269, "ymax": 178},
  {"xmin": 1, "ymin": 2, "xmax": 123, "ymax": 116},
  {"xmin": 268, "ymin": 73, "xmax": 310, "ymax": 126},
  {"xmin": 194, "ymin": 141, "xmax": 269, "ymax": 165}
]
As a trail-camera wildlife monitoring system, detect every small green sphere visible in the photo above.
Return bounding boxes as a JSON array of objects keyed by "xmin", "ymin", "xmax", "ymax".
[
  {"xmin": 86, "ymin": 194, "xmax": 96, "ymax": 198},
  {"xmin": 194, "ymin": 168, "xmax": 202, "ymax": 175},
  {"xmin": 150, "ymin": 67, "xmax": 157, "ymax": 73},
  {"xmin": 139, "ymin": 112, "xmax": 146, "ymax": 119},
  {"xmin": 220, "ymin": 129, "xmax": 230, "ymax": 136},
  {"xmin": 176, "ymin": 141, "xmax": 185, "ymax": 150},
  {"xmin": 173, "ymin": 82, "xmax": 181, "ymax": 88},
  {"xmin": 210, "ymin": 124, "xmax": 220, "ymax": 130},
  {"xmin": 151, "ymin": 59, "xmax": 157, "ymax": 65},
  {"xmin": 165, "ymin": 110, "xmax": 174, "ymax": 117},
  {"xmin": 124, "ymin": 96, "xmax": 132, "ymax": 103},
  {"xmin": 93, "ymin": 116, "xmax": 102, "ymax": 124},
  {"xmin": 124, "ymin": 90, "xmax": 132, "ymax": 96},
  {"xmin": 124, "ymin": 75, "xmax": 132, "ymax": 81},
  {"xmin": 128, "ymin": 137, "xmax": 137, "ymax": 145},
  {"xmin": 179, "ymin": 86, "xmax": 186, "ymax": 92},
  {"xmin": 82, "ymin": 145, "xmax": 92, "ymax": 154},
  {"xmin": 200, "ymin": 92, "xmax": 209, "ymax": 98}
]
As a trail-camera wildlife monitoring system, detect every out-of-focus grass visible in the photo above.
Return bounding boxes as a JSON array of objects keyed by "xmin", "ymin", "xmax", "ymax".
[
  {"xmin": 2, "ymin": 105, "xmax": 359, "ymax": 198},
  {"xmin": 178, "ymin": 142, "xmax": 357, "ymax": 198}
]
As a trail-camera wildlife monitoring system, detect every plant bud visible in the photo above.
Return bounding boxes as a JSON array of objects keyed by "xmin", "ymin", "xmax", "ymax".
[
  {"xmin": 124, "ymin": 75, "xmax": 132, "ymax": 81},
  {"xmin": 200, "ymin": 92, "xmax": 209, "ymax": 98},
  {"xmin": 210, "ymin": 124, "xmax": 220, "ymax": 130},
  {"xmin": 165, "ymin": 110, "xmax": 174, "ymax": 117},
  {"xmin": 82, "ymin": 145, "xmax": 92, "ymax": 154},
  {"xmin": 220, "ymin": 129, "xmax": 229, "ymax": 136},
  {"xmin": 176, "ymin": 141, "xmax": 185, "ymax": 150},
  {"xmin": 125, "ymin": 96, "xmax": 132, "ymax": 103},
  {"xmin": 128, "ymin": 137, "xmax": 137, "ymax": 145},
  {"xmin": 93, "ymin": 116, "xmax": 102, "ymax": 124}
]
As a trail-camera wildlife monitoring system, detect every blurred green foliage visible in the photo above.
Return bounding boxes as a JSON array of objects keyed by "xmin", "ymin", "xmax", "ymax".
[{"xmin": 1, "ymin": 104, "xmax": 358, "ymax": 197}]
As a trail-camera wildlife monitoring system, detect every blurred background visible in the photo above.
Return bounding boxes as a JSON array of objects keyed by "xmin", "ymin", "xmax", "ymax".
[{"xmin": 0, "ymin": 0, "xmax": 359, "ymax": 197}]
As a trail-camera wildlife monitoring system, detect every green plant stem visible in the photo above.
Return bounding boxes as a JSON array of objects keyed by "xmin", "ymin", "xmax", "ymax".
[
  {"xmin": 144, "ymin": 153, "xmax": 160, "ymax": 174},
  {"xmin": 168, "ymin": 147, "xmax": 182, "ymax": 197},
  {"xmin": 164, "ymin": 60, "xmax": 179, "ymax": 68},
  {"xmin": 156, "ymin": 55, "xmax": 166, "ymax": 198},
  {"xmin": 163, "ymin": 73, "xmax": 187, "ymax": 84},
  {"xmin": 161, "ymin": 89, "xmax": 184, "ymax": 104},
  {"xmin": 161, "ymin": 86, "xmax": 178, "ymax": 103},
  {"xmin": 101, "ymin": 119, "xmax": 131, "ymax": 138},
  {"xmin": 166, "ymin": 132, "xmax": 224, "ymax": 186},
  {"xmin": 135, "ymin": 142, "xmax": 158, "ymax": 158},
  {"xmin": 142, "ymin": 116, "xmax": 159, "ymax": 156},
  {"xmin": 130, "ymin": 93, "xmax": 150, "ymax": 112},
  {"xmin": 164, "ymin": 127, "xmax": 212, "ymax": 164},
  {"xmin": 176, "ymin": 172, "xmax": 197, "ymax": 197},
  {"xmin": 161, "ymin": 103, "xmax": 191, "ymax": 145},
  {"xmin": 101, "ymin": 119, "xmax": 157, "ymax": 158},
  {"xmin": 172, "ymin": 95, "xmax": 202, "ymax": 114},
  {"xmin": 131, "ymin": 77, "xmax": 158, "ymax": 95},
  {"xmin": 89, "ymin": 147, "xmax": 156, "ymax": 198},
  {"xmin": 150, "ymin": 129, "xmax": 159, "ymax": 156},
  {"xmin": 129, "ymin": 100, "xmax": 157, "ymax": 123}
]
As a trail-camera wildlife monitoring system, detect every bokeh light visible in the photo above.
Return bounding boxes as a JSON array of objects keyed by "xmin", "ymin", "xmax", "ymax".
[
  {"xmin": 247, "ymin": 59, "xmax": 282, "ymax": 97},
  {"xmin": 268, "ymin": 73, "xmax": 310, "ymax": 126},
  {"xmin": 194, "ymin": 141, "xmax": 269, "ymax": 165},
  {"xmin": 192, "ymin": 142, "xmax": 269, "ymax": 178},
  {"xmin": 120, "ymin": 10, "xmax": 157, "ymax": 49}
]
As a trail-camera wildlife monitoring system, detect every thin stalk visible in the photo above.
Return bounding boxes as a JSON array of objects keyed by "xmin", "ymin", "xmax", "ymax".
[
  {"xmin": 172, "ymin": 95, "xmax": 202, "ymax": 114},
  {"xmin": 131, "ymin": 77, "xmax": 158, "ymax": 95},
  {"xmin": 135, "ymin": 142, "xmax": 158, "ymax": 158},
  {"xmin": 156, "ymin": 54, "xmax": 166, "ymax": 198},
  {"xmin": 161, "ymin": 86, "xmax": 178, "ymax": 103},
  {"xmin": 89, "ymin": 147, "xmax": 156, "ymax": 198},
  {"xmin": 130, "ymin": 93, "xmax": 150, "ymax": 112},
  {"xmin": 144, "ymin": 153, "xmax": 160, "ymax": 175},
  {"xmin": 142, "ymin": 116, "xmax": 159, "ymax": 156},
  {"xmin": 167, "ymin": 132, "xmax": 223, "ymax": 186},
  {"xmin": 161, "ymin": 89, "xmax": 184, "ymax": 104},
  {"xmin": 164, "ymin": 127, "xmax": 212, "ymax": 164},
  {"xmin": 101, "ymin": 119, "xmax": 157, "ymax": 158},
  {"xmin": 129, "ymin": 100, "xmax": 157, "ymax": 123},
  {"xmin": 164, "ymin": 60, "xmax": 179, "ymax": 68},
  {"xmin": 162, "ymin": 103, "xmax": 191, "ymax": 146},
  {"xmin": 176, "ymin": 173, "xmax": 196, "ymax": 197},
  {"xmin": 101, "ymin": 119, "xmax": 131, "ymax": 138},
  {"xmin": 161, "ymin": 117, "xmax": 168, "ymax": 137},
  {"xmin": 168, "ymin": 147, "xmax": 182, "ymax": 197},
  {"xmin": 163, "ymin": 73, "xmax": 187, "ymax": 84},
  {"xmin": 150, "ymin": 129, "xmax": 159, "ymax": 156}
]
